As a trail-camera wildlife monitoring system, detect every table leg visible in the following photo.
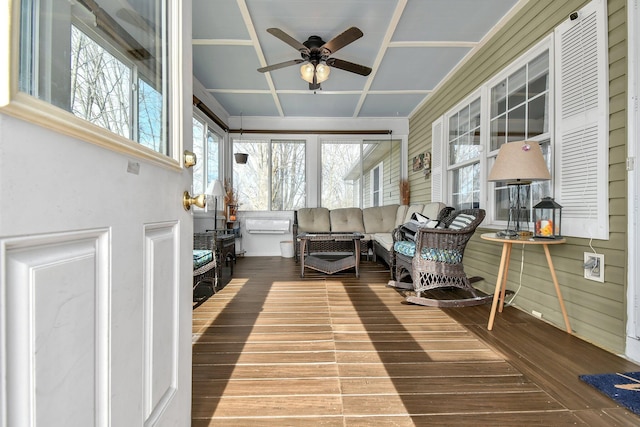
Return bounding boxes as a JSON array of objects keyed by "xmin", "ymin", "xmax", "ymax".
[
  {"xmin": 498, "ymin": 243, "xmax": 512, "ymax": 313},
  {"xmin": 488, "ymin": 242, "xmax": 511, "ymax": 330},
  {"xmin": 543, "ymin": 244, "xmax": 572, "ymax": 333},
  {"xmin": 300, "ymin": 239, "xmax": 307, "ymax": 277},
  {"xmin": 354, "ymin": 239, "xmax": 361, "ymax": 278}
]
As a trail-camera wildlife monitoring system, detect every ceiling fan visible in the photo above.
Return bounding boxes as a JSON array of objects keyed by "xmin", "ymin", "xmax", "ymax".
[{"xmin": 257, "ymin": 27, "xmax": 372, "ymax": 90}]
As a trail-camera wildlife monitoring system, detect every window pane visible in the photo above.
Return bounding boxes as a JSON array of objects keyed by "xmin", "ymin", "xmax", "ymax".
[
  {"xmin": 206, "ymin": 129, "xmax": 220, "ymax": 183},
  {"xmin": 138, "ymin": 78, "xmax": 165, "ymax": 152},
  {"xmin": 491, "ymin": 80, "xmax": 506, "ymax": 117},
  {"xmin": 19, "ymin": 0, "xmax": 168, "ymax": 154},
  {"xmin": 490, "ymin": 115, "xmax": 506, "ymax": 151},
  {"xmin": 192, "ymin": 118, "xmax": 205, "ymax": 195},
  {"xmin": 322, "ymin": 142, "xmax": 361, "ymax": 209},
  {"xmin": 449, "ymin": 100, "xmax": 481, "ymax": 165},
  {"xmin": 233, "ymin": 140, "xmax": 269, "ymax": 211},
  {"xmin": 451, "ymin": 163, "xmax": 480, "ymax": 210},
  {"xmin": 507, "ymin": 104, "xmax": 526, "ymax": 142},
  {"xmin": 507, "ymin": 66, "xmax": 526, "ymax": 109},
  {"xmin": 528, "ymin": 52, "xmax": 549, "ymax": 99},
  {"xmin": 528, "ymin": 95, "xmax": 548, "ymax": 137},
  {"xmin": 271, "ymin": 140, "xmax": 306, "ymax": 210},
  {"xmin": 70, "ymin": 26, "xmax": 131, "ymax": 138}
]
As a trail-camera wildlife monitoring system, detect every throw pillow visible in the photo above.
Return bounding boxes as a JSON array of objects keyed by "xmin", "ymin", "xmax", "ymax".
[{"xmin": 448, "ymin": 214, "xmax": 476, "ymax": 230}]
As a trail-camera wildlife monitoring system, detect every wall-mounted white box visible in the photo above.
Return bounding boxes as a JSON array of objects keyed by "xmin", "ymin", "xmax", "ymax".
[{"xmin": 584, "ymin": 252, "xmax": 604, "ymax": 282}]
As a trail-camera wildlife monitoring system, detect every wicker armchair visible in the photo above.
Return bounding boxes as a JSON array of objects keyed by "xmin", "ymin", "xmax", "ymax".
[
  {"xmin": 388, "ymin": 209, "xmax": 493, "ymax": 307},
  {"xmin": 193, "ymin": 232, "xmax": 218, "ymax": 307}
]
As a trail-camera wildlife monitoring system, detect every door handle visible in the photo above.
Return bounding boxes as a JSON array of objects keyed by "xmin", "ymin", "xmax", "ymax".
[{"xmin": 183, "ymin": 191, "xmax": 206, "ymax": 210}]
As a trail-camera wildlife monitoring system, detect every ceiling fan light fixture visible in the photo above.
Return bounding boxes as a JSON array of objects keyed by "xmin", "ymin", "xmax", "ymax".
[
  {"xmin": 300, "ymin": 63, "xmax": 315, "ymax": 83},
  {"xmin": 300, "ymin": 62, "xmax": 330, "ymax": 84},
  {"xmin": 315, "ymin": 63, "xmax": 330, "ymax": 83}
]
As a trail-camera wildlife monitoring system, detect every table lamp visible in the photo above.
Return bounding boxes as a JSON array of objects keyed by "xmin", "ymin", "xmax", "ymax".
[
  {"xmin": 487, "ymin": 141, "xmax": 551, "ymax": 237},
  {"xmin": 206, "ymin": 179, "xmax": 225, "ymax": 229}
]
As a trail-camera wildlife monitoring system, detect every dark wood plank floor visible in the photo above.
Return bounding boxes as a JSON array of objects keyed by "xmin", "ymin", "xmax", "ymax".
[{"xmin": 192, "ymin": 257, "xmax": 640, "ymax": 426}]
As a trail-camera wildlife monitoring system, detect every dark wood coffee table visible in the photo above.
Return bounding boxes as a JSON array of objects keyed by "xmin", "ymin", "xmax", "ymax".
[{"xmin": 298, "ymin": 232, "xmax": 364, "ymax": 278}]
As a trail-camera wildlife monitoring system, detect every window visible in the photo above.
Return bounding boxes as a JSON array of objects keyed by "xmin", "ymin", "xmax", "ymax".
[
  {"xmin": 321, "ymin": 138, "xmax": 400, "ymax": 209},
  {"xmin": 447, "ymin": 98, "xmax": 481, "ymax": 210},
  {"xmin": 433, "ymin": 0, "xmax": 608, "ymax": 239},
  {"xmin": 489, "ymin": 51, "xmax": 552, "ymax": 222},
  {"xmin": 192, "ymin": 113, "xmax": 221, "ymax": 198},
  {"xmin": 439, "ymin": 46, "xmax": 552, "ymax": 221},
  {"xmin": 232, "ymin": 139, "xmax": 306, "ymax": 211},
  {"xmin": 17, "ymin": 0, "xmax": 167, "ymax": 155},
  {"xmin": 370, "ymin": 163, "xmax": 384, "ymax": 207},
  {"xmin": 321, "ymin": 141, "xmax": 361, "ymax": 209}
]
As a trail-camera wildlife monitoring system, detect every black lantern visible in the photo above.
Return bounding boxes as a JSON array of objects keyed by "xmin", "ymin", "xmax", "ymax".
[{"xmin": 533, "ymin": 197, "xmax": 562, "ymax": 239}]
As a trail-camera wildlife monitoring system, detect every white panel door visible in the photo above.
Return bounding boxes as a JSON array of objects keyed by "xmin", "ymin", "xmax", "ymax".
[
  {"xmin": 0, "ymin": 113, "xmax": 193, "ymax": 426},
  {"xmin": 0, "ymin": 0, "xmax": 194, "ymax": 424}
]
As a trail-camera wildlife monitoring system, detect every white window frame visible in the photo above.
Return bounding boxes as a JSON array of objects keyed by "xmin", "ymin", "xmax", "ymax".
[
  {"xmin": 443, "ymin": 92, "xmax": 483, "ymax": 211},
  {"xmin": 370, "ymin": 161, "xmax": 384, "ymax": 207},
  {"xmin": 192, "ymin": 110, "xmax": 223, "ymax": 212},
  {"xmin": 0, "ymin": 0, "xmax": 180, "ymax": 169},
  {"xmin": 231, "ymin": 136, "xmax": 307, "ymax": 211},
  {"xmin": 484, "ymin": 36, "xmax": 554, "ymax": 229}
]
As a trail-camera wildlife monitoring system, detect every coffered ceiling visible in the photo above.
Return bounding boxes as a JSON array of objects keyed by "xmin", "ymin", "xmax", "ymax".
[{"xmin": 192, "ymin": 0, "xmax": 524, "ymax": 119}]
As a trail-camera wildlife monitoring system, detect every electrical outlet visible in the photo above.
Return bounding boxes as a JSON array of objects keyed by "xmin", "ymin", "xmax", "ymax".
[
  {"xmin": 532, "ymin": 310, "xmax": 543, "ymax": 319},
  {"xmin": 584, "ymin": 252, "xmax": 605, "ymax": 282}
]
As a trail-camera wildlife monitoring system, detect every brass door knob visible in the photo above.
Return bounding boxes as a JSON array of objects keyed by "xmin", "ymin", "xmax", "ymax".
[{"xmin": 183, "ymin": 191, "xmax": 206, "ymax": 210}]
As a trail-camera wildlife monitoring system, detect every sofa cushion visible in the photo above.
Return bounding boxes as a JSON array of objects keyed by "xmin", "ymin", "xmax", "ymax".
[
  {"xmin": 395, "ymin": 205, "xmax": 409, "ymax": 227},
  {"xmin": 363, "ymin": 204, "xmax": 399, "ymax": 233},
  {"xmin": 373, "ymin": 232, "xmax": 394, "ymax": 251},
  {"xmin": 297, "ymin": 207, "xmax": 331, "ymax": 232},
  {"xmin": 422, "ymin": 202, "xmax": 446, "ymax": 220},
  {"xmin": 403, "ymin": 204, "xmax": 424, "ymax": 223},
  {"xmin": 330, "ymin": 208, "xmax": 365, "ymax": 233}
]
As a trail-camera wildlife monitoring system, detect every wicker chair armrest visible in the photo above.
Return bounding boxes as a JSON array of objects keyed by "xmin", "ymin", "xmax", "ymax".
[{"xmin": 413, "ymin": 209, "xmax": 485, "ymax": 252}]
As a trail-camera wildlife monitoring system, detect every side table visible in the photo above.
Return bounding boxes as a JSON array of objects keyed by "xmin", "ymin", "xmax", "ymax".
[
  {"xmin": 205, "ymin": 229, "xmax": 237, "ymax": 275},
  {"xmin": 480, "ymin": 233, "xmax": 571, "ymax": 333}
]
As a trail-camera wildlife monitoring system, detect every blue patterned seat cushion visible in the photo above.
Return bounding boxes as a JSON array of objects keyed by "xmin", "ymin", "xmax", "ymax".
[
  {"xmin": 193, "ymin": 250, "xmax": 214, "ymax": 269},
  {"xmin": 421, "ymin": 247, "xmax": 462, "ymax": 264},
  {"xmin": 393, "ymin": 241, "xmax": 462, "ymax": 264},
  {"xmin": 394, "ymin": 240, "xmax": 417, "ymax": 257}
]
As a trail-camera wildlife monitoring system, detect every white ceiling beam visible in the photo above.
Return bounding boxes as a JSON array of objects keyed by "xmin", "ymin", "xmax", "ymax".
[
  {"xmin": 353, "ymin": 0, "xmax": 408, "ymax": 118},
  {"xmin": 236, "ymin": 0, "xmax": 285, "ymax": 117}
]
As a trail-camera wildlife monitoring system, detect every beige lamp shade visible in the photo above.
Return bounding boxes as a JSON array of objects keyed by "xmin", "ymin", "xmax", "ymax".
[
  {"xmin": 206, "ymin": 179, "xmax": 225, "ymax": 197},
  {"xmin": 487, "ymin": 140, "xmax": 551, "ymax": 183}
]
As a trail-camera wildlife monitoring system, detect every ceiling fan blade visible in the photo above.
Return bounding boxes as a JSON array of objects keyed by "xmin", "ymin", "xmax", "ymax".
[
  {"xmin": 258, "ymin": 59, "xmax": 304, "ymax": 73},
  {"xmin": 266, "ymin": 28, "xmax": 308, "ymax": 52},
  {"xmin": 326, "ymin": 58, "xmax": 372, "ymax": 76},
  {"xmin": 321, "ymin": 27, "xmax": 363, "ymax": 55}
]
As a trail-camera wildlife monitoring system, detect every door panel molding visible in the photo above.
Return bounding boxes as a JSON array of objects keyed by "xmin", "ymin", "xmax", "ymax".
[
  {"xmin": 1, "ymin": 229, "xmax": 111, "ymax": 427},
  {"xmin": 143, "ymin": 221, "xmax": 180, "ymax": 425}
]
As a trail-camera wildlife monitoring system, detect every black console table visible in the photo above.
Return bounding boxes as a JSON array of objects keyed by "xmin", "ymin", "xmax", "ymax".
[{"xmin": 204, "ymin": 229, "xmax": 237, "ymax": 275}]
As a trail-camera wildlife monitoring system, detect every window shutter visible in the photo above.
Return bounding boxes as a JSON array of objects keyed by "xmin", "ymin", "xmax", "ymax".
[
  {"xmin": 431, "ymin": 117, "xmax": 445, "ymax": 203},
  {"xmin": 554, "ymin": 0, "xmax": 609, "ymax": 239}
]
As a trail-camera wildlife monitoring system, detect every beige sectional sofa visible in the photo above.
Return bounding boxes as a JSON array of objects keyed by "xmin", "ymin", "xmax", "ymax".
[{"xmin": 293, "ymin": 202, "xmax": 446, "ymax": 275}]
